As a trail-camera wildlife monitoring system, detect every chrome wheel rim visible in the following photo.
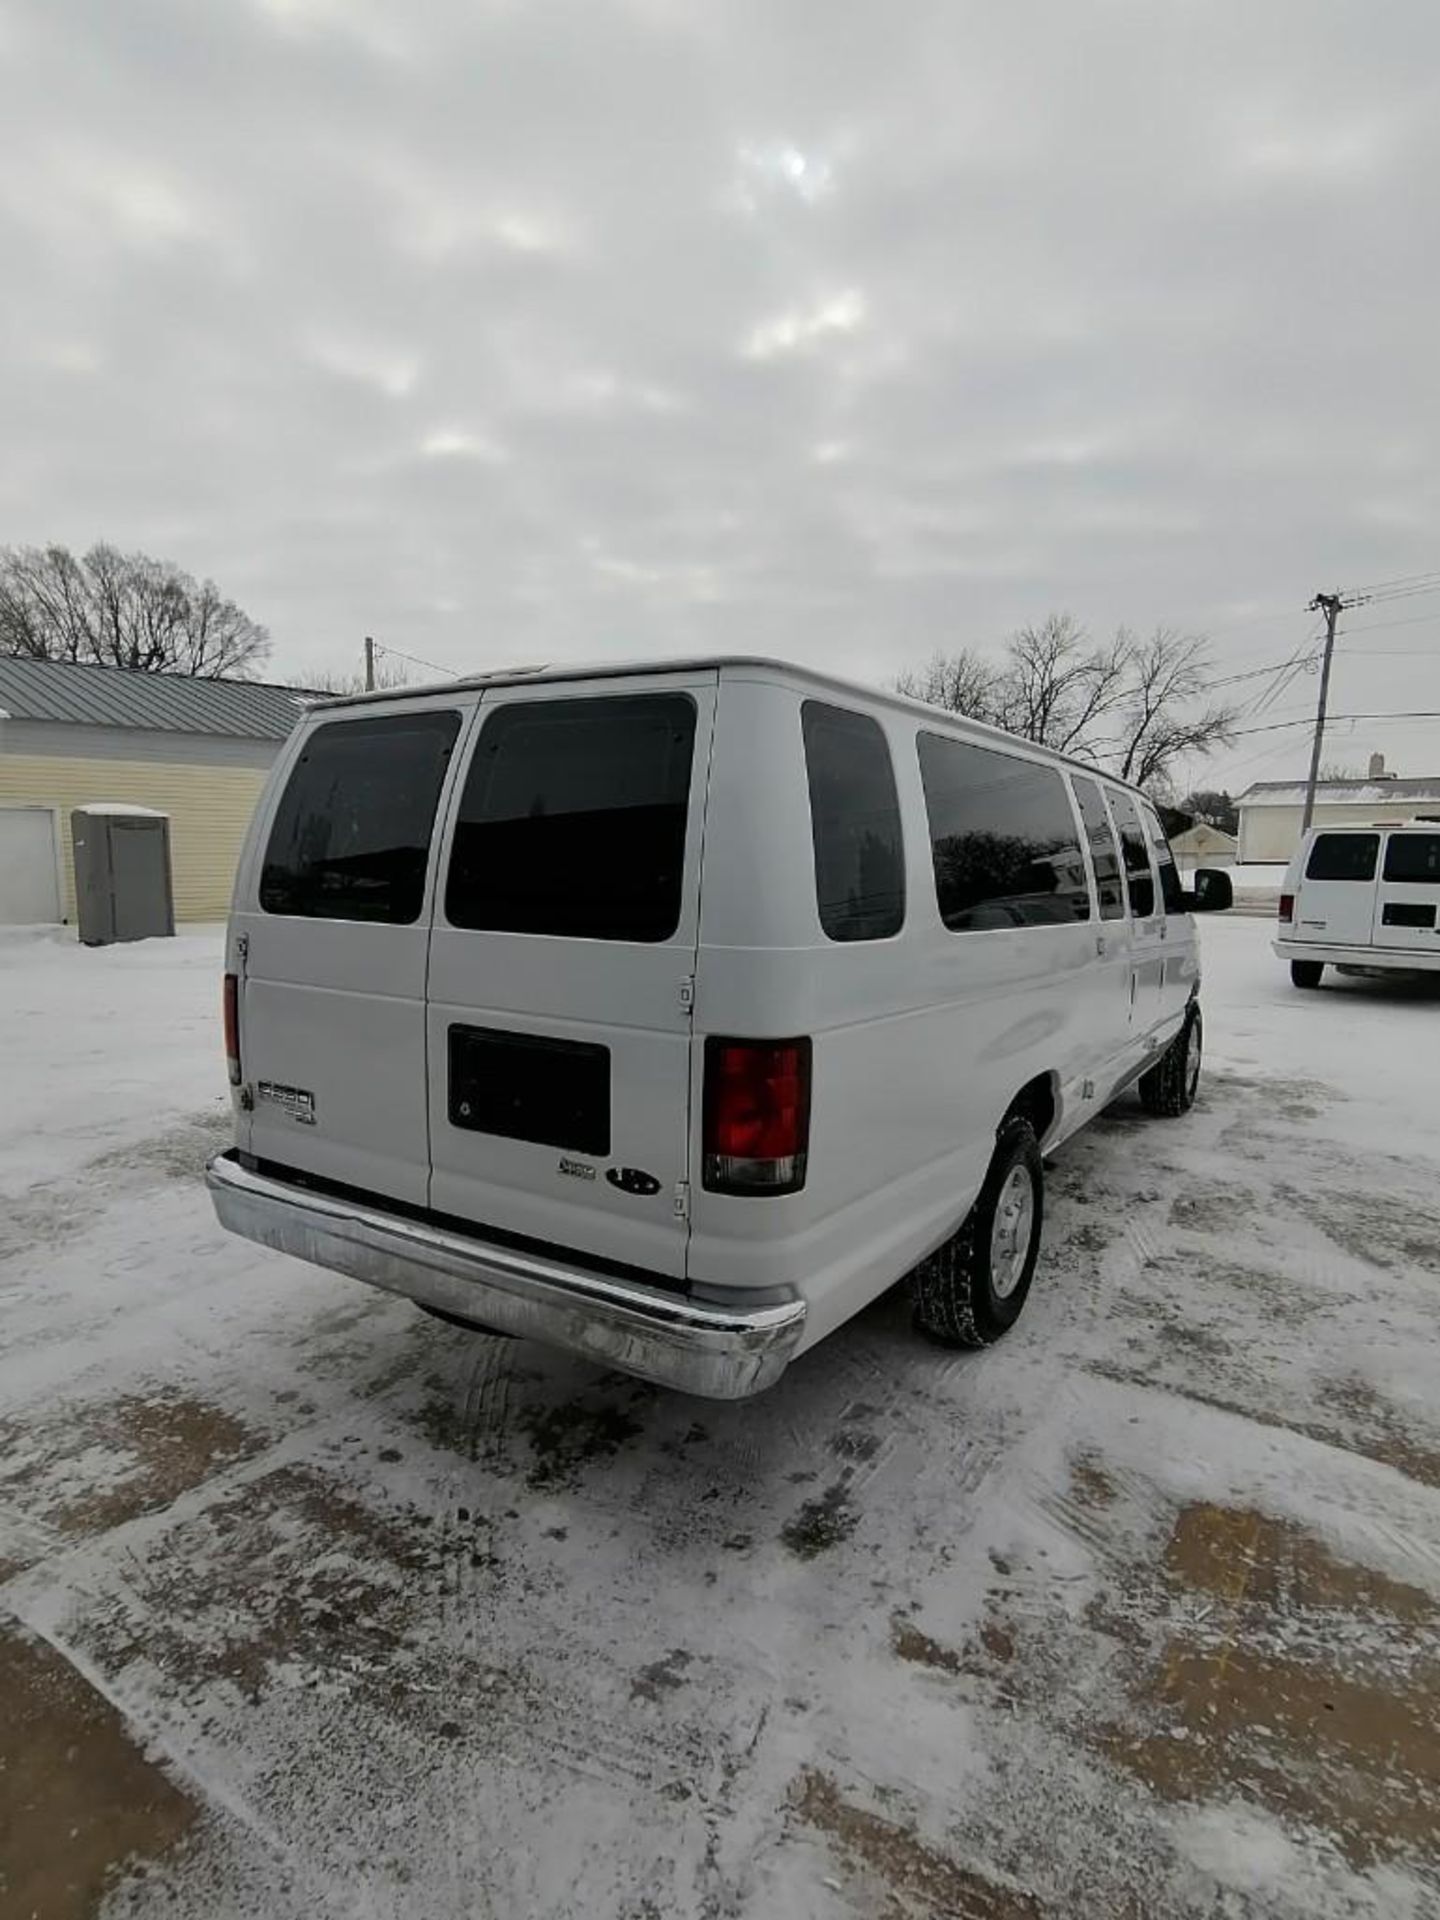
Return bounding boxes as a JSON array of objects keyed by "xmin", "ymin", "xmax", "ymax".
[
  {"xmin": 990, "ymin": 1163, "xmax": 1036, "ymax": 1299},
  {"xmin": 1185, "ymin": 1021, "xmax": 1202, "ymax": 1103}
]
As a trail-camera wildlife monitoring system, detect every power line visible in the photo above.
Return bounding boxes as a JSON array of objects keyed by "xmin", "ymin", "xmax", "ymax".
[
  {"xmin": 1343, "ymin": 568, "xmax": 1440, "ymax": 599},
  {"xmin": 1337, "ymin": 610, "xmax": 1440, "ymax": 637},
  {"xmin": 1233, "ymin": 708, "xmax": 1440, "ymax": 741},
  {"xmin": 1247, "ymin": 634, "xmax": 1323, "ymax": 718},
  {"xmin": 372, "ymin": 639, "xmax": 453, "ymax": 678}
]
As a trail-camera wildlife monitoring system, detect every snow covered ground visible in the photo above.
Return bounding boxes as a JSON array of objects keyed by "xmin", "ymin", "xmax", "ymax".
[{"xmin": 2, "ymin": 918, "xmax": 1438, "ymax": 1919}]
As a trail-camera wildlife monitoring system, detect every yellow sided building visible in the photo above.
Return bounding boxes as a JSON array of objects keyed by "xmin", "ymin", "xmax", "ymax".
[{"xmin": 0, "ymin": 657, "xmax": 311, "ymax": 925}]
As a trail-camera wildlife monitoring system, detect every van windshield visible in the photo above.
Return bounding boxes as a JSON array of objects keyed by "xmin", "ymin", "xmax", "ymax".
[{"xmin": 445, "ymin": 694, "xmax": 697, "ymax": 942}]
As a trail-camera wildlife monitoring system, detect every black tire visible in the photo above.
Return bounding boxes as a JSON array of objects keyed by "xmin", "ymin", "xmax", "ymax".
[
  {"xmin": 1290, "ymin": 960, "xmax": 1324, "ymax": 990},
  {"xmin": 912, "ymin": 1118, "xmax": 1044, "ymax": 1349},
  {"xmin": 1139, "ymin": 1005, "xmax": 1203, "ymax": 1117}
]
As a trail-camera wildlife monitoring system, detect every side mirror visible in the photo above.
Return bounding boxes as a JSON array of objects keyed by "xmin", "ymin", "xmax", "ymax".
[{"xmin": 1186, "ymin": 867, "xmax": 1234, "ymax": 913}]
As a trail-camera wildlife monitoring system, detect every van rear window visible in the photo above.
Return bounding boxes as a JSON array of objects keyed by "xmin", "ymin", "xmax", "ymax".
[
  {"xmin": 1383, "ymin": 834, "xmax": 1440, "ymax": 883},
  {"xmin": 260, "ymin": 711, "xmax": 460, "ymax": 924},
  {"xmin": 918, "ymin": 733, "xmax": 1091, "ymax": 931},
  {"xmin": 801, "ymin": 703, "xmax": 906, "ymax": 942},
  {"xmin": 445, "ymin": 694, "xmax": 696, "ymax": 941},
  {"xmin": 1306, "ymin": 833, "xmax": 1379, "ymax": 881}
]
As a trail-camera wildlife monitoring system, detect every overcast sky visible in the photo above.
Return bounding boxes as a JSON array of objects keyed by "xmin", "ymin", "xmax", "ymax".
[{"xmin": 2, "ymin": 0, "xmax": 1437, "ymax": 789}]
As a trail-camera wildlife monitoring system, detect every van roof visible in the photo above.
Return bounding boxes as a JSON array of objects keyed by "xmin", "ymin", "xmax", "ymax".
[
  {"xmin": 312, "ymin": 653, "xmax": 1156, "ymax": 799},
  {"xmin": 1305, "ymin": 819, "xmax": 1440, "ymax": 835}
]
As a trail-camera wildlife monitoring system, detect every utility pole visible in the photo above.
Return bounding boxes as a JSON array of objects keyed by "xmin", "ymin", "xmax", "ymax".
[
  {"xmin": 364, "ymin": 635, "xmax": 375, "ymax": 692},
  {"xmin": 1300, "ymin": 594, "xmax": 1342, "ymax": 833}
]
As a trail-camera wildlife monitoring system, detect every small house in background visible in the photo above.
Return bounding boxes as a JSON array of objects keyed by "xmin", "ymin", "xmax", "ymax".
[
  {"xmin": 1170, "ymin": 821, "xmax": 1238, "ymax": 872},
  {"xmin": 1236, "ymin": 754, "xmax": 1440, "ymax": 866},
  {"xmin": 0, "ymin": 656, "xmax": 313, "ymax": 925}
]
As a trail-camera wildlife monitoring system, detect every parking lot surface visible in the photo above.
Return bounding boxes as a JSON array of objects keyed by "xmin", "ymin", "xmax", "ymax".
[{"xmin": 2, "ymin": 917, "xmax": 1437, "ymax": 1918}]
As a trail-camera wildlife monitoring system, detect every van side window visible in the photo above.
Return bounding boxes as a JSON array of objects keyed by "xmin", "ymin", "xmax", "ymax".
[
  {"xmin": 1306, "ymin": 833, "xmax": 1379, "ymax": 882},
  {"xmin": 1382, "ymin": 834, "xmax": 1440, "ymax": 883},
  {"xmin": 445, "ymin": 694, "xmax": 696, "ymax": 942},
  {"xmin": 801, "ymin": 703, "xmax": 906, "ymax": 942},
  {"xmin": 1143, "ymin": 804, "xmax": 1188, "ymax": 915},
  {"xmin": 918, "ymin": 733, "xmax": 1091, "ymax": 931},
  {"xmin": 260, "ymin": 711, "xmax": 460, "ymax": 925},
  {"xmin": 1072, "ymin": 776, "xmax": 1125, "ymax": 921},
  {"xmin": 1108, "ymin": 792, "xmax": 1156, "ymax": 918}
]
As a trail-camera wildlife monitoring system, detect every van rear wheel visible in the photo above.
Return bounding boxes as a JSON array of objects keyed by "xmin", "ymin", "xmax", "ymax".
[
  {"xmin": 1138, "ymin": 1005, "xmax": 1202, "ymax": 1118},
  {"xmin": 911, "ymin": 1118, "xmax": 1043, "ymax": 1349},
  {"xmin": 1290, "ymin": 960, "xmax": 1324, "ymax": 990}
]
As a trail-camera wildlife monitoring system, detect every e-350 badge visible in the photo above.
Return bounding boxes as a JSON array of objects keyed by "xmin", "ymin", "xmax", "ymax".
[{"xmin": 257, "ymin": 1081, "xmax": 317, "ymax": 1126}]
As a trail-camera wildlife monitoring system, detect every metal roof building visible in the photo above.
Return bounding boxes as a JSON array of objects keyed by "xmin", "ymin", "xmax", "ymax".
[
  {"xmin": 0, "ymin": 655, "xmax": 310, "ymax": 739},
  {"xmin": 0, "ymin": 657, "xmax": 313, "ymax": 926}
]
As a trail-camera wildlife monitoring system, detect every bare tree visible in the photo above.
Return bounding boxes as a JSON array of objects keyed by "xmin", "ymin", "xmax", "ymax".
[
  {"xmin": 0, "ymin": 543, "xmax": 269, "ymax": 678},
  {"xmin": 1178, "ymin": 788, "xmax": 1239, "ymax": 835},
  {"xmin": 994, "ymin": 615, "xmax": 1133, "ymax": 754},
  {"xmin": 302, "ymin": 661, "xmax": 413, "ymax": 696},
  {"xmin": 900, "ymin": 616, "xmax": 1237, "ymax": 792},
  {"xmin": 1114, "ymin": 628, "xmax": 1235, "ymax": 789},
  {"xmin": 896, "ymin": 649, "xmax": 1005, "ymax": 726}
]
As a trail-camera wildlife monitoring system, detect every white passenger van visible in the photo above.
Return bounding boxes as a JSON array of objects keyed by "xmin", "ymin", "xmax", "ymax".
[
  {"xmin": 1277, "ymin": 823, "xmax": 1440, "ymax": 987},
  {"xmin": 207, "ymin": 659, "xmax": 1232, "ymax": 1398}
]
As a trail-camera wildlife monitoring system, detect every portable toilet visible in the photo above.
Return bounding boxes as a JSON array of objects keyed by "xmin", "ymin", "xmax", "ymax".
[{"xmin": 71, "ymin": 805, "xmax": 176, "ymax": 945}]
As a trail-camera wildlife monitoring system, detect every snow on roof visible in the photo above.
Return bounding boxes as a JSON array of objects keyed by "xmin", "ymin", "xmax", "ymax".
[
  {"xmin": 0, "ymin": 655, "xmax": 313, "ymax": 740},
  {"xmin": 1237, "ymin": 776, "xmax": 1440, "ymax": 808},
  {"xmin": 73, "ymin": 802, "xmax": 168, "ymax": 817}
]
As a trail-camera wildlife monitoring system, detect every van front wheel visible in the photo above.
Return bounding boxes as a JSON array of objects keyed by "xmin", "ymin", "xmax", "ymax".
[{"xmin": 911, "ymin": 1118, "xmax": 1043, "ymax": 1349}]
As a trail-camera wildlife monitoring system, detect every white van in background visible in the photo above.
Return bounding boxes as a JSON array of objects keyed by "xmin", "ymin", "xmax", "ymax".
[
  {"xmin": 1277, "ymin": 824, "xmax": 1440, "ymax": 987},
  {"xmin": 207, "ymin": 657, "xmax": 1232, "ymax": 1399}
]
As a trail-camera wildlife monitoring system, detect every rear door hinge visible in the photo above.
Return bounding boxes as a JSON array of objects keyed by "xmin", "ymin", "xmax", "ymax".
[
  {"xmin": 673, "ymin": 1180, "xmax": 691, "ymax": 1221},
  {"xmin": 679, "ymin": 975, "xmax": 695, "ymax": 1011},
  {"xmin": 236, "ymin": 932, "xmax": 249, "ymax": 966}
]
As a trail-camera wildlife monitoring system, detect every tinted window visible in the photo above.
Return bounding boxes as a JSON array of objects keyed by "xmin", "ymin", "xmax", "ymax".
[
  {"xmin": 1109, "ymin": 792, "xmax": 1156, "ymax": 918},
  {"xmin": 1144, "ymin": 805, "xmax": 1188, "ymax": 915},
  {"xmin": 1072, "ymin": 776, "xmax": 1125, "ymax": 921},
  {"xmin": 260, "ymin": 711, "xmax": 460, "ymax": 924},
  {"xmin": 445, "ymin": 694, "xmax": 695, "ymax": 941},
  {"xmin": 802, "ymin": 703, "xmax": 906, "ymax": 942},
  {"xmin": 1306, "ymin": 833, "xmax": 1379, "ymax": 882},
  {"xmin": 1383, "ymin": 834, "xmax": 1440, "ymax": 883},
  {"xmin": 918, "ymin": 733, "xmax": 1091, "ymax": 931}
]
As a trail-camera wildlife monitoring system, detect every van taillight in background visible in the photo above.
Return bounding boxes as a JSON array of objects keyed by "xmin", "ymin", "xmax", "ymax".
[
  {"xmin": 223, "ymin": 973, "xmax": 241, "ymax": 1085},
  {"xmin": 703, "ymin": 1038, "xmax": 812, "ymax": 1195},
  {"xmin": 1279, "ymin": 894, "xmax": 1295, "ymax": 923}
]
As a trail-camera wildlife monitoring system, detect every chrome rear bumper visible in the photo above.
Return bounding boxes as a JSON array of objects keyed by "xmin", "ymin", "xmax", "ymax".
[
  {"xmin": 1274, "ymin": 939, "xmax": 1440, "ymax": 973},
  {"xmin": 205, "ymin": 1152, "xmax": 805, "ymax": 1399}
]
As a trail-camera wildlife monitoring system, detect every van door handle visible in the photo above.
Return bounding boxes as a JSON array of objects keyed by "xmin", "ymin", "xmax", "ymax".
[{"xmin": 1096, "ymin": 934, "xmax": 1108, "ymax": 957}]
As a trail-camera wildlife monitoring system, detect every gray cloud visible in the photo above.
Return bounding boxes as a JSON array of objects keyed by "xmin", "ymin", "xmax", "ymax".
[{"xmin": 2, "ymin": 0, "xmax": 1438, "ymax": 784}]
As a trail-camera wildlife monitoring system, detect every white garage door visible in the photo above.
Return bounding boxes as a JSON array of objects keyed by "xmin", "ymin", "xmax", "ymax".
[{"xmin": 0, "ymin": 807, "xmax": 61, "ymax": 925}]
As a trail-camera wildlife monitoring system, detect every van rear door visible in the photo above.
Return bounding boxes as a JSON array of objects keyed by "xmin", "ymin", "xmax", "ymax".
[
  {"xmin": 235, "ymin": 698, "xmax": 474, "ymax": 1204},
  {"xmin": 1371, "ymin": 830, "xmax": 1440, "ymax": 953},
  {"xmin": 1295, "ymin": 831, "xmax": 1380, "ymax": 944},
  {"xmin": 425, "ymin": 672, "xmax": 714, "ymax": 1281}
]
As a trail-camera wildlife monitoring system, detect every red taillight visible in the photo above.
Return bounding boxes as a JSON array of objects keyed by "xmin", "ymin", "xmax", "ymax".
[
  {"xmin": 1279, "ymin": 893, "xmax": 1295, "ymax": 923},
  {"xmin": 703, "ymin": 1038, "xmax": 811, "ymax": 1195},
  {"xmin": 223, "ymin": 972, "xmax": 241, "ymax": 1086}
]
